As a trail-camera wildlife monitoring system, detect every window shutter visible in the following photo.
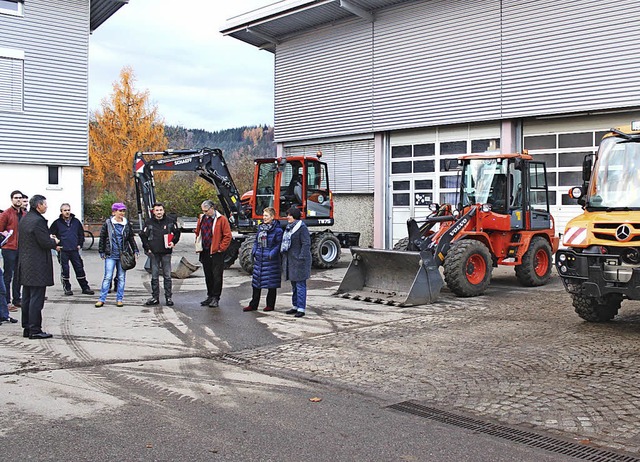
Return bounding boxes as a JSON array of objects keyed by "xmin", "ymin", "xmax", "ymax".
[{"xmin": 0, "ymin": 56, "xmax": 23, "ymax": 111}]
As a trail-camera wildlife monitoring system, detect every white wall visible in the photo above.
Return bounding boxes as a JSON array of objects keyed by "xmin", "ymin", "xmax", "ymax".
[{"xmin": 0, "ymin": 164, "xmax": 83, "ymax": 222}]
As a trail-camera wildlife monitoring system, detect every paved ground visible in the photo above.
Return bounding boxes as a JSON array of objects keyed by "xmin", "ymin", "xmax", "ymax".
[{"xmin": 2, "ymin": 234, "xmax": 640, "ymax": 458}]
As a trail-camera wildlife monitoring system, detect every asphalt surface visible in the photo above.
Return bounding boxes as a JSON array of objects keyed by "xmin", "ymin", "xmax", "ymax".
[{"xmin": 0, "ymin": 235, "xmax": 638, "ymax": 461}]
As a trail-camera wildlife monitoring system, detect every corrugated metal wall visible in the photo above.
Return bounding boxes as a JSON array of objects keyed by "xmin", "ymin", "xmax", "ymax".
[
  {"xmin": 273, "ymin": 0, "xmax": 640, "ymax": 142},
  {"xmin": 373, "ymin": 0, "xmax": 502, "ymax": 130},
  {"xmin": 283, "ymin": 137, "xmax": 375, "ymax": 193},
  {"xmin": 0, "ymin": 0, "xmax": 89, "ymax": 165},
  {"xmin": 275, "ymin": 17, "xmax": 373, "ymax": 142}
]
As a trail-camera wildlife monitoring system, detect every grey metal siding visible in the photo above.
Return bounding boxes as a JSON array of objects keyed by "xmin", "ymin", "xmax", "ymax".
[
  {"xmin": 501, "ymin": 0, "xmax": 640, "ymax": 117},
  {"xmin": 372, "ymin": 0, "xmax": 502, "ymax": 130},
  {"xmin": 275, "ymin": 17, "xmax": 373, "ymax": 142},
  {"xmin": 283, "ymin": 138, "xmax": 375, "ymax": 193},
  {"xmin": 0, "ymin": 0, "xmax": 89, "ymax": 165}
]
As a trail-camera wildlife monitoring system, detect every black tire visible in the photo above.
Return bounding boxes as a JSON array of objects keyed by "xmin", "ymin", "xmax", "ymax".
[
  {"xmin": 239, "ymin": 235, "xmax": 255, "ymax": 274},
  {"xmin": 223, "ymin": 238, "xmax": 241, "ymax": 269},
  {"xmin": 443, "ymin": 240, "xmax": 493, "ymax": 297},
  {"xmin": 82, "ymin": 230, "xmax": 94, "ymax": 251},
  {"xmin": 515, "ymin": 236, "xmax": 553, "ymax": 287},
  {"xmin": 572, "ymin": 293, "xmax": 622, "ymax": 322},
  {"xmin": 393, "ymin": 237, "xmax": 409, "ymax": 251},
  {"xmin": 311, "ymin": 232, "xmax": 341, "ymax": 269}
]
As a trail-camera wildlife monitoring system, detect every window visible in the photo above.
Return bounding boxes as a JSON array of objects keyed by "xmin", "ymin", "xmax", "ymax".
[
  {"xmin": 0, "ymin": 0, "xmax": 23, "ymax": 16},
  {"xmin": 0, "ymin": 49, "xmax": 24, "ymax": 111},
  {"xmin": 48, "ymin": 166, "xmax": 59, "ymax": 185}
]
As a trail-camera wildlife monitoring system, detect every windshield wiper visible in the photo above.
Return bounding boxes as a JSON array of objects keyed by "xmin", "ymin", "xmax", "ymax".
[{"xmin": 604, "ymin": 207, "xmax": 637, "ymax": 212}]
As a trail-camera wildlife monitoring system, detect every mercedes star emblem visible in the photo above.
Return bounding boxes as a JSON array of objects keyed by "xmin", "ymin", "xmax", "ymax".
[{"xmin": 616, "ymin": 224, "xmax": 631, "ymax": 241}]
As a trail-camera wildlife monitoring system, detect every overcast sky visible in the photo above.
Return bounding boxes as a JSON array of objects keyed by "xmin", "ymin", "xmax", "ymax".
[{"xmin": 89, "ymin": 0, "xmax": 275, "ymax": 132}]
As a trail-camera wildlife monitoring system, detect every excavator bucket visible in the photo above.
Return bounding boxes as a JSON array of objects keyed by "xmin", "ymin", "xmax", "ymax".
[
  {"xmin": 335, "ymin": 247, "xmax": 444, "ymax": 306},
  {"xmin": 171, "ymin": 256, "xmax": 201, "ymax": 279}
]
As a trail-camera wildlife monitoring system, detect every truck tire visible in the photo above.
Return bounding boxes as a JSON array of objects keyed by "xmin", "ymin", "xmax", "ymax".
[
  {"xmin": 515, "ymin": 236, "xmax": 552, "ymax": 287},
  {"xmin": 393, "ymin": 237, "xmax": 409, "ymax": 251},
  {"xmin": 572, "ymin": 293, "xmax": 622, "ymax": 322},
  {"xmin": 311, "ymin": 232, "xmax": 341, "ymax": 269},
  {"xmin": 443, "ymin": 240, "xmax": 493, "ymax": 297},
  {"xmin": 239, "ymin": 235, "xmax": 255, "ymax": 274},
  {"xmin": 223, "ymin": 238, "xmax": 241, "ymax": 269}
]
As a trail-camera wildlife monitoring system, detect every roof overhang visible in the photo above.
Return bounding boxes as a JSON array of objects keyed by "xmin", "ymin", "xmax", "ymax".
[
  {"xmin": 90, "ymin": 0, "xmax": 129, "ymax": 32},
  {"xmin": 220, "ymin": 0, "xmax": 404, "ymax": 52}
]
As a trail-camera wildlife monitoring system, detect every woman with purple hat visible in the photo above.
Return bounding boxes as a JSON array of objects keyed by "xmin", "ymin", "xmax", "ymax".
[{"xmin": 95, "ymin": 202, "xmax": 138, "ymax": 308}]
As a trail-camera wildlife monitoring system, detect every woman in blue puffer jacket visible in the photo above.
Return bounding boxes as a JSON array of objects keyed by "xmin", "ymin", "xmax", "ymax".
[{"xmin": 243, "ymin": 207, "xmax": 283, "ymax": 312}]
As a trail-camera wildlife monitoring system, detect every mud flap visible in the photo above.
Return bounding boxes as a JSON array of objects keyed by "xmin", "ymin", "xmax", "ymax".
[{"xmin": 335, "ymin": 247, "xmax": 444, "ymax": 306}]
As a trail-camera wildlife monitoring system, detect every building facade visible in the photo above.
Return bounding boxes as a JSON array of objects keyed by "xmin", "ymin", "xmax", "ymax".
[
  {"xmin": 0, "ymin": 0, "xmax": 126, "ymax": 219},
  {"xmin": 222, "ymin": 0, "xmax": 640, "ymax": 247}
]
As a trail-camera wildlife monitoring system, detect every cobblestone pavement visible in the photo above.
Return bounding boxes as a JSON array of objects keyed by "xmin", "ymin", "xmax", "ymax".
[{"xmin": 234, "ymin": 264, "xmax": 640, "ymax": 455}]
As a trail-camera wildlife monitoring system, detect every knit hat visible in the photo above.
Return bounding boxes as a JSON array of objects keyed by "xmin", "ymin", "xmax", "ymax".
[{"xmin": 111, "ymin": 202, "xmax": 127, "ymax": 211}]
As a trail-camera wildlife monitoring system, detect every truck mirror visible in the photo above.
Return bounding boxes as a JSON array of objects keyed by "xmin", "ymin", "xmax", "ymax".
[{"xmin": 582, "ymin": 154, "xmax": 593, "ymax": 182}]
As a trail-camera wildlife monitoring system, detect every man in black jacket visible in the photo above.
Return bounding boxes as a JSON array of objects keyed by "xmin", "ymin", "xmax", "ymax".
[
  {"xmin": 140, "ymin": 203, "xmax": 180, "ymax": 306},
  {"xmin": 49, "ymin": 203, "xmax": 94, "ymax": 296},
  {"xmin": 18, "ymin": 195, "xmax": 59, "ymax": 339}
]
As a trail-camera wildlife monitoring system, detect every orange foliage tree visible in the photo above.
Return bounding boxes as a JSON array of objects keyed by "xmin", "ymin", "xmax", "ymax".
[{"xmin": 86, "ymin": 66, "xmax": 167, "ymax": 208}]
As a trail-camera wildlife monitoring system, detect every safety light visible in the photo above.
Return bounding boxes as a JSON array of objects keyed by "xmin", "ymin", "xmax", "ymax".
[{"xmin": 569, "ymin": 187, "xmax": 583, "ymax": 200}]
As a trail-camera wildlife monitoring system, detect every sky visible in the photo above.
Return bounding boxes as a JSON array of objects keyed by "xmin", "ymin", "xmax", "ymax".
[{"xmin": 89, "ymin": 0, "xmax": 275, "ymax": 132}]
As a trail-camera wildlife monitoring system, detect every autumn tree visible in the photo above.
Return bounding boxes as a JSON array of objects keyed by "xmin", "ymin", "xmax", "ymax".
[{"xmin": 86, "ymin": 66, "xmax": 167, "ymax": 208}]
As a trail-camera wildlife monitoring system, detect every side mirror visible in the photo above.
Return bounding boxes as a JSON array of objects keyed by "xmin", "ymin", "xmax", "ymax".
[
  {"xmin": 582, "ymin": 154, "xmax": 593, "ymax": 182},
  {"xmin": 277, "ymin": 157, "xmax": 287, "ymax": 173}
]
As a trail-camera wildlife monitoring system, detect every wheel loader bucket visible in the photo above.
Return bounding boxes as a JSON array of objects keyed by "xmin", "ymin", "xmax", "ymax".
[{"xmin": 335, "ymin": 247, "xmax": 444, "ymax": 306}]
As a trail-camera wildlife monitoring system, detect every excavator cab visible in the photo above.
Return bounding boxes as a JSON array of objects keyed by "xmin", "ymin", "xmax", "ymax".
[{"xmin": 251, "ymin": 156, "xmax": 334, "ymax": 225}]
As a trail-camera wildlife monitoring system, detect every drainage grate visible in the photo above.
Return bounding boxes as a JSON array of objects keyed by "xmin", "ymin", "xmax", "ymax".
[
  {"xmin": 220, "ymin": 354, "xmax": 249, "ymax": 364},
  {"xmin": 388, "ymin": 401, "xmax": 640, "ymax": 462}
]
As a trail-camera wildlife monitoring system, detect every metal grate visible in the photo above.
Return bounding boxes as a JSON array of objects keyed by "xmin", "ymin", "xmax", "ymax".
[{"xmin": 388, "ymin": 401, "xmax": 640, "ymax": 462}]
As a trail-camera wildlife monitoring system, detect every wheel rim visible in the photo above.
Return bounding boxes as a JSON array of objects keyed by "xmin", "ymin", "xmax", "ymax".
[
  {"xmin": 321, "ymin": 239, "xmax": 339, "ymax": 263},
  {"xmin": 534, "ymin": 248, "xmax": 549, "ymax": 277},
  {"xmin": 465, "ymin": 254, "xmax": 486, "ymax": 284}
]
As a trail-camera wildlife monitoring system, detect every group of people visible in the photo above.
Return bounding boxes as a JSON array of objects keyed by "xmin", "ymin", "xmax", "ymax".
[{"xmin": 0, "ymin": 193, "xmax": 313, "ymax": 340}]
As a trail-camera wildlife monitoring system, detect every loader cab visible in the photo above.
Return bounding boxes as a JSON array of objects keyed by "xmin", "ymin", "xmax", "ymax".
[{"xmin": 459, "ymin": 154, "xmax": 551, "ymax": 231}]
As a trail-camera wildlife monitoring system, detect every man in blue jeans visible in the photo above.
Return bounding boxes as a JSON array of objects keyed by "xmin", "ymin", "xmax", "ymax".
[
  {"xmin": 0, "ymin": 190, "xmax": 24, "ymax": 311},
  {"xmin": 0, "ymin": 265, "xmax": 17, "ymax": 325}
]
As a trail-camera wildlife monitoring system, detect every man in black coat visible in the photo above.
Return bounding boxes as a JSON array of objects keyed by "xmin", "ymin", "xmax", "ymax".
[
  {"xmin": 49, "ymin": 203, "xmax": 94, "ymax": 296},
  {"xmin": 18, "ymin": 195, "xmax": 59, "ymax": 339},
  {"xmin": 139, "ymin": 203, "xmax": 180, "ymax": 306}
]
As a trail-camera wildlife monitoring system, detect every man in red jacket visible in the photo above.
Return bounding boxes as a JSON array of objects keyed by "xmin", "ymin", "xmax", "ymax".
[
  {"xmin": 195, "ymin": 200, "xmax": 232, "ymax": 308},
  {"xmin": 0, "ymin": 190, "xmax": 25, "ymax": 311}
]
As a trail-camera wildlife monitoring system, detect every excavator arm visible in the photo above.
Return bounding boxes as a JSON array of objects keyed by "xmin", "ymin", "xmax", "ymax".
[{"xmin": 133, "ymin": 148, "xmax": 254, "ymax": 232}]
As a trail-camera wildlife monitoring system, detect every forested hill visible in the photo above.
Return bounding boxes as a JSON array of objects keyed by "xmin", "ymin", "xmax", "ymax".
[{"xmin": 165, "ymin": 125, "xmax": 276, "ymax": 158}]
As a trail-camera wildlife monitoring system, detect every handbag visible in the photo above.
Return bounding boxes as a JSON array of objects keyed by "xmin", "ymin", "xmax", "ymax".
[{"xmin": 195, "ymin": 233, "xmax": 203, "ymax": 252}]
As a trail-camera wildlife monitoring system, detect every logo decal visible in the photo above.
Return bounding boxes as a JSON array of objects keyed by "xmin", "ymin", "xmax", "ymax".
[{"xmin": 616, "ymin": 224, "xmax": 632, "ymax": 242}]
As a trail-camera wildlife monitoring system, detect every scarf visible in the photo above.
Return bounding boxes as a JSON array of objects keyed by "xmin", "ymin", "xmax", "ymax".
[
  {"xmin": 258, "ymin": 221, "xmax": 276, "ymax": 248},
  {"xmin": 281, "ymin": 220, "xmax": 302, "ymax": 253}
]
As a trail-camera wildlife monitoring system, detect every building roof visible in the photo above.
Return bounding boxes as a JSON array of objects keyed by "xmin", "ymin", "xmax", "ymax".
[
  {"xmin": 220, "ymin": 0, "xmax": 404, "ymax": 52},
  {"xmin": 90, "ymin": 0, "xmax": 129, "ymax": 32}
]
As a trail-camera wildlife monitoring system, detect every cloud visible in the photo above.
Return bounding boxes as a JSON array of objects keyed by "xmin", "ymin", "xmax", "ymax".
[{"xmin": 89, "ymin": 0, "xmax": 274, "ymax": 131}]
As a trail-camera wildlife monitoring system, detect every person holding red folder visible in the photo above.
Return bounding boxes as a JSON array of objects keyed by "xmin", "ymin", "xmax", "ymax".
[{"xmin": 139, "ymin": 203, "xmax": 181, "ymax": 306}]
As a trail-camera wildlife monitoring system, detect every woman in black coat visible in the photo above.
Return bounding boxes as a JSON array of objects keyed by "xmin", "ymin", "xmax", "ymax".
[
  {"xmin": 281, "ymin": 207, "xmax": 312, "ymax": 318},
  {"xmin": 243, "ymin": 207, "xmax": 283, "ymax": 312}
]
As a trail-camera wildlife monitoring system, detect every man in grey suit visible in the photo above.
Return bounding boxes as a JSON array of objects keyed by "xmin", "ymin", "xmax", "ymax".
[{"xmin": 18, "ymin": 195, "xmax": 59, "ymax": 339}]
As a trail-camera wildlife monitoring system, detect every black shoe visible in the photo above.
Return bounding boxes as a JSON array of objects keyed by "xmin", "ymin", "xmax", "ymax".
[
  {"xmin": 29, "ymin": 332, "xmax": 53, "ymax": 339},
  {"xmin": 285, "ymin": 308, "xmax": 298, "ymax": 315},
  {"xmin": 64, "ymin": 290, "xmax": 74, "ymax": 296},
  {"xmin": 166, "ymin": 298, "xmax": 174, "ymax": 307},
  {"xmin": 200, "ymin": 297, "xmax": 213, "ymax": 306},
  {"xmin": 294, "ymin": 311, "xmax": 305, "ymax": 318},
  {"xmin": 82, "ymin": 288, "xmax": 95, "ymax": 295},
  {"xmin": 208, "ymin": 299, "xmax": 219, "ymax": 308},
  {"xmin": 145, "ymin": 298, "xmax": 159, "ymax": 306},
  {"xmin": 1, "ymin": 317, "xmax": 18, "ymax": 323},
  {"xmin": 23, "ymin": 329, "xmax": 29, "ymax": 338}
]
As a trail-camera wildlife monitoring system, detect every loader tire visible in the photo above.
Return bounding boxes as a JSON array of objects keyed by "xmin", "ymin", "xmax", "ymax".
[
  {"xmin": 239, "ymin": 235, "xmax": 255, "ymax": 274},
  {"xmin": 223, "ymin": 238, "xmax": 241, "ymax": 269},
  {"xmin": 443, "ymin": 240, "xmax": 492, "ymax": 297},
  {"xmin": 311, "ymin": 232, "xmax": 341, "ymax": 269},
  {"xmin": 572, "ymin": 293, "xmax": 621, "ymax": 322},
  {"xmin": 393, "ymin": 237, "xmax": 409, "ymax": 251},
  {"xmin": 515, "ymin": 236, "xmax": 552, "ymax": 287}
]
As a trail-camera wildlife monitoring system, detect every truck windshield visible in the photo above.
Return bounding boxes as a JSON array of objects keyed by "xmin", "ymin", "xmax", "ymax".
[
  {"xmin": 461, "ymin": 158, "xmax": 507, "ymax": 208},
  {"xmin": 588, "ymin": 137, "xmax": 640, "ymax": 209}
]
